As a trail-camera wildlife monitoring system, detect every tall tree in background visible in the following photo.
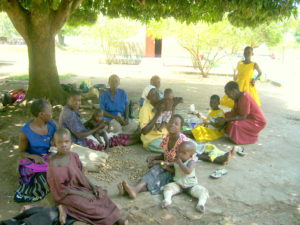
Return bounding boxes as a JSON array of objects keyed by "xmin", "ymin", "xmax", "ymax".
[{"xmin": 0, "ymin": 0, "xmax": 298, "ymax": 102}]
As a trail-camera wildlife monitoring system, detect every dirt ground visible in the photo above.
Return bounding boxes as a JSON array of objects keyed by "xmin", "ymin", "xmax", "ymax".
[{"xmin": 0, "ymin": 66, "xmax": 300, "ymax": 225}]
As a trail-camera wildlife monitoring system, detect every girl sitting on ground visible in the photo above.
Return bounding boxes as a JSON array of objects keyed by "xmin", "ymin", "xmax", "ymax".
[
  {"xmin": 47, "ymin": 128, "xmax": 128, "ymax": 225},
  {"xmin": 186, "ymin": 95, "xmax": 225, "ymax": 142},
  {"xmin": 162, "ymin": 141, "xmax": 209, "ymax": 213},
  {"xmin": 117, "ymin": 114, "xmax": 188, "ymax": 198}
]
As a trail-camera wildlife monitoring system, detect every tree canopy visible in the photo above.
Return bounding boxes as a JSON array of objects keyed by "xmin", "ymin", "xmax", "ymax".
[
  {"xmin": 0, "ymin": 0, "xmax": 299, "ymax": 102},
  {"xmin": 1, "ymin": 0, "xmax": 299, "ymax": 30}
]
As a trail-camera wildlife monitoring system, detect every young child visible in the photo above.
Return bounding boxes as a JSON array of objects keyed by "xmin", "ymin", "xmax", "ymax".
[
  {"xmin": 47, "ymin": 128, "xmax": 128, "ymax": 225},
  {"xmin": 161, "ymin": 141, "xmax": 209, "ymax": 213},
  {"xmin": 84, "ymin": 109, "xmax": 109, "ymax": 149},
  {"xmin": 190, "ymin": 95, "xmax": 225, "ymax": 142},
  {"xmin": 154, "ymin": 88, "xmax": 183, "ymax": 131}
]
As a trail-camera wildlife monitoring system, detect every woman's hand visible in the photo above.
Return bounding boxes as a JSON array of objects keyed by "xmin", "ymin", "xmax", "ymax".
[
  {"xmin": 92, "ymin": 185, "xmax": 105, "ymax": 199},
  {"xmin": 161, "ymin": 161, "xmax": 170, "ymax": 169},
  {"xmin": 31, "ymin": 155, "xmax": 45, "ymax": 164},
  {"xmin": 81, "ymin": 192, "xmax": 96, "ymax": 201},
  {"xmin": 114, "ymin": 115, "xmax": 125, "ymax": 125},
  {"xmin": 215, "ymin": 117, "xmax": 226, "ymax": 127},
  {"xmin": 250, "ymin": 78, "xmax": 256, "ymax": 86},
  {"xmin": 123, "ymin": 118, "xmax": 129, "ymax": 126},
  {"xmin": 146, "ymin": 155, "xmax": 155, "ymax": 163}
]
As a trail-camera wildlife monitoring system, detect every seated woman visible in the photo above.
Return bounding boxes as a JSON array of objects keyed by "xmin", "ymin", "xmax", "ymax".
[
  {"xmin": 47, "ymin": 128, "xmax": 127, "ymax": 225},
  {"xmin": 215, "ymin": 81, "xmax": 267, "ymax": 145},
  {"xmin": 139, "ymin": 88, "xmax": 168, "ymax": 152},
  {"xmin": 100, "ymin": 74, "xmax": 138, "ymax": 134},
  {"xmin": 15, "ymin": 99, "xmax": 56, "ymax": 202},
  {"xmin": 59, "ymin": 90, "xmax": 138, "ymax": 150},
  {"xmin": 117, "ymin": 114, "xmax": 188, "ymax": 198}
]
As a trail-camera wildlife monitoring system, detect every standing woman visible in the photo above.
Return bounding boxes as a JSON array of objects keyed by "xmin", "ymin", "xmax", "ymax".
[
  {"xmin": 221, "ymin": 46, "xmax": 262, "ymax": 108},
  {"xmin": 15, "ymin": 99, "xmax": 56, "ymax": 202}
]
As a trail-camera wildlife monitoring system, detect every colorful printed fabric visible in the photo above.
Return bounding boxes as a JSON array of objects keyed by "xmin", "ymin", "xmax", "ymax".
[
  {"xmin": 15, "ymin": 155, "xmax": 50, "ymax": 202},
  {"xmin": 18, "ymin": 154, "xmax": 50, "ymax": 184},
  {"xmin": 160, "ymin": 133, "xmax": 189, "ymax": 162}
]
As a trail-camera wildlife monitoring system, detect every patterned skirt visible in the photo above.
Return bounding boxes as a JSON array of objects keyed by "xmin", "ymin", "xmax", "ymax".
[
  {"xmin": 14, "ymin": 155, "xmax": 50, "ymax": 202},
  {"xmin": 86, "ymin": 134, "xmax": 130, "ymax": 151},
  {"xmin": 142, "ymin": 164, "xmax": 174, "ymax": 195}
]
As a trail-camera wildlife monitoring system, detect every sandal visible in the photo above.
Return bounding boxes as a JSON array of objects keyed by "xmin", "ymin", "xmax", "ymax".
[
  {"xmin": 210, "ymin": 169, "xmax": 228, "ymax": 179},
  {"xmin": 236, "ymin": 146, "xmax": 246, "ymax": 156}
]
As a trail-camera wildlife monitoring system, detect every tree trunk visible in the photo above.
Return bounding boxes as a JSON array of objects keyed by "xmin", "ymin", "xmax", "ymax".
[
  {"xmin": 58, "ymin": 32, "xmax": 65, "ymax": 46},
  {"xmin": 26, "ymin": 32, "xmax": 65, "ymax": 104}
]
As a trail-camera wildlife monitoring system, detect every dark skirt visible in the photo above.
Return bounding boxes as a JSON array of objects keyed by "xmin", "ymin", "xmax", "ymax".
[
  {"xmin": 142, "ymin": 164, "xmax": 174, "ymax": 195},
  {"xmin": 14, "ymin": 172, "xmax": 49, "ymax": 202},
  {"xmin": 14, "ymin": 156, "xmax": 49, "ymax": 202}
]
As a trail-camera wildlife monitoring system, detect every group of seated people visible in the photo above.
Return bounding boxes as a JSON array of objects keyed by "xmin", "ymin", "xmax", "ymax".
[{"xmin": 5, "ymin": 74, "xmax": 266, "ymax": 225}]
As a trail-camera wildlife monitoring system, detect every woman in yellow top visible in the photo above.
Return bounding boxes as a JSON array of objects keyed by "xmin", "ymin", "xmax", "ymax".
[
  {"xmin": 189, "ymin": 95, "xmax": 225, "ymax": 142},
  {"xmin": 221, "ymin": 46, "xmax": 262, "ymax": 108}
]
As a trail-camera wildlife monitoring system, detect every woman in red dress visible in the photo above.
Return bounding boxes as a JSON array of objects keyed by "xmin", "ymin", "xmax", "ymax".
[{"xmin": 216, "ymin": 81, "xmax": 266, "ymax": 144}]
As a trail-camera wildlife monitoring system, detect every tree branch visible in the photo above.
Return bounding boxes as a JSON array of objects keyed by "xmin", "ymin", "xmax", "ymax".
[
  {"xmin": 52, "ymin": 0, "xmax": 83, "ymax": 34},
  {"xmin": 2, "ymin": 0, "xmax": 29, "ymax": 40}
]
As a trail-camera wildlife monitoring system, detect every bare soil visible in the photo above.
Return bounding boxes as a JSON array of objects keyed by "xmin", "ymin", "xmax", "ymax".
[{"xmin": 0, "ymin": 71, "xmax": 300, "ymax": 225}]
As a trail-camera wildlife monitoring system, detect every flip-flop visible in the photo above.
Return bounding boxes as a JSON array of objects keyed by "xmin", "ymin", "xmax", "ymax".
[
  {"xmin": 210, "ymin": 169, "xmax": 228, "ymax": 179},
  {"xmin": 236, "ymin": 146, "xmax": 246, "ymax": 156}
]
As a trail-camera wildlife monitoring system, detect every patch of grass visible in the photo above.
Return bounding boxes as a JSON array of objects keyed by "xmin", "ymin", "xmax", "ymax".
[{"xmin": 9, "ymin": 73, "xmax": 74, "ymax": 80}]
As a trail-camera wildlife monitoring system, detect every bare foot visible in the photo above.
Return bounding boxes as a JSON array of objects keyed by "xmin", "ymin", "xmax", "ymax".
[
  {"xmin": 122, "ymin": 181, "xmax": 137, "ymax": 199},
  {"xmin": 196, "ymin": 204, "xmax": 205, "ymax": 213},
  {"xmin": 222, "ymin": 152, "xmax": 230, "ymax": 165},
  {"xmin": 58, "ymin": 205, "xmax": 67, "ymax": 225},
  {"xmin": 117, "ymin": 182, "xmax": 125, "ymax": 196},
  {"xmin": 20, "ymin": 205, "xmax": 36, "ymax": 213},
  {"xmin": 231, "ymin": 146, "xmax": 237, "ymax": 156},
  {"xmin": 117, "ymin": 218, "xmax": 129, "ymax": 225},
  {"xmin": 161, "ymin": 200, "xmax": 171, "ymax": 208}
]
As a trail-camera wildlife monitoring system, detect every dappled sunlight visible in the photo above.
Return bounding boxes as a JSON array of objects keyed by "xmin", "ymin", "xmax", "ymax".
[
  {"xmin": 13, "ymin": 145, "xmax": 18, "ymax": 149},
  {"xmin": 297, "ymin": 204, "xmax": 300, "ymax": 214}
]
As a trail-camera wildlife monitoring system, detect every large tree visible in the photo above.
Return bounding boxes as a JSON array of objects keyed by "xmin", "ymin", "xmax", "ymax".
[{"xmin": 0, "ymin": 0, "xmax": 298, "ymax": 102}]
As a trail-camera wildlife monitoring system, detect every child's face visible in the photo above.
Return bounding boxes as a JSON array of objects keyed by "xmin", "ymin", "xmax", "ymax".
[
  {"xmin": 167, "ymin": 116, "xmax": 181, "ymax": 134},
  {"xmin": 165, "ymin": 92, "xmax": 174, "ymax": 100},
  {"xmin": 68, "ymin": 95, "xmax": 81, "ymax": 111},
  {"xmin": 210, "ymin": 98, "xmax": 219, "ymax": 110},
  {"xmin": 94, "ymin": 113, "xmax": 103, "ymax": 122},
  {"xmin": 244, "ymin": 48, "xmax": 253, "ymax": 59},
  {"xmin": 55, "ymin": 134, "xmax": 72, "ymax": 154},
  {"xmin": 178, "ymin": 148, "xmax": 193, "ymax": 162},
  {"xmin": 151, "ymin": 77, "xmax": 161, "ymax": 88}
]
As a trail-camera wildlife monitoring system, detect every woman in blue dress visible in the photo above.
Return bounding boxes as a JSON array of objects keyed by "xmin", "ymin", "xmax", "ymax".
[
  {"xmin": 100, "ymin": 74, "xmax": 139, "ymax": 134},
  {"xmin": 14, "ymin": 99, "xmax": 56, "ymax": 202}
]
